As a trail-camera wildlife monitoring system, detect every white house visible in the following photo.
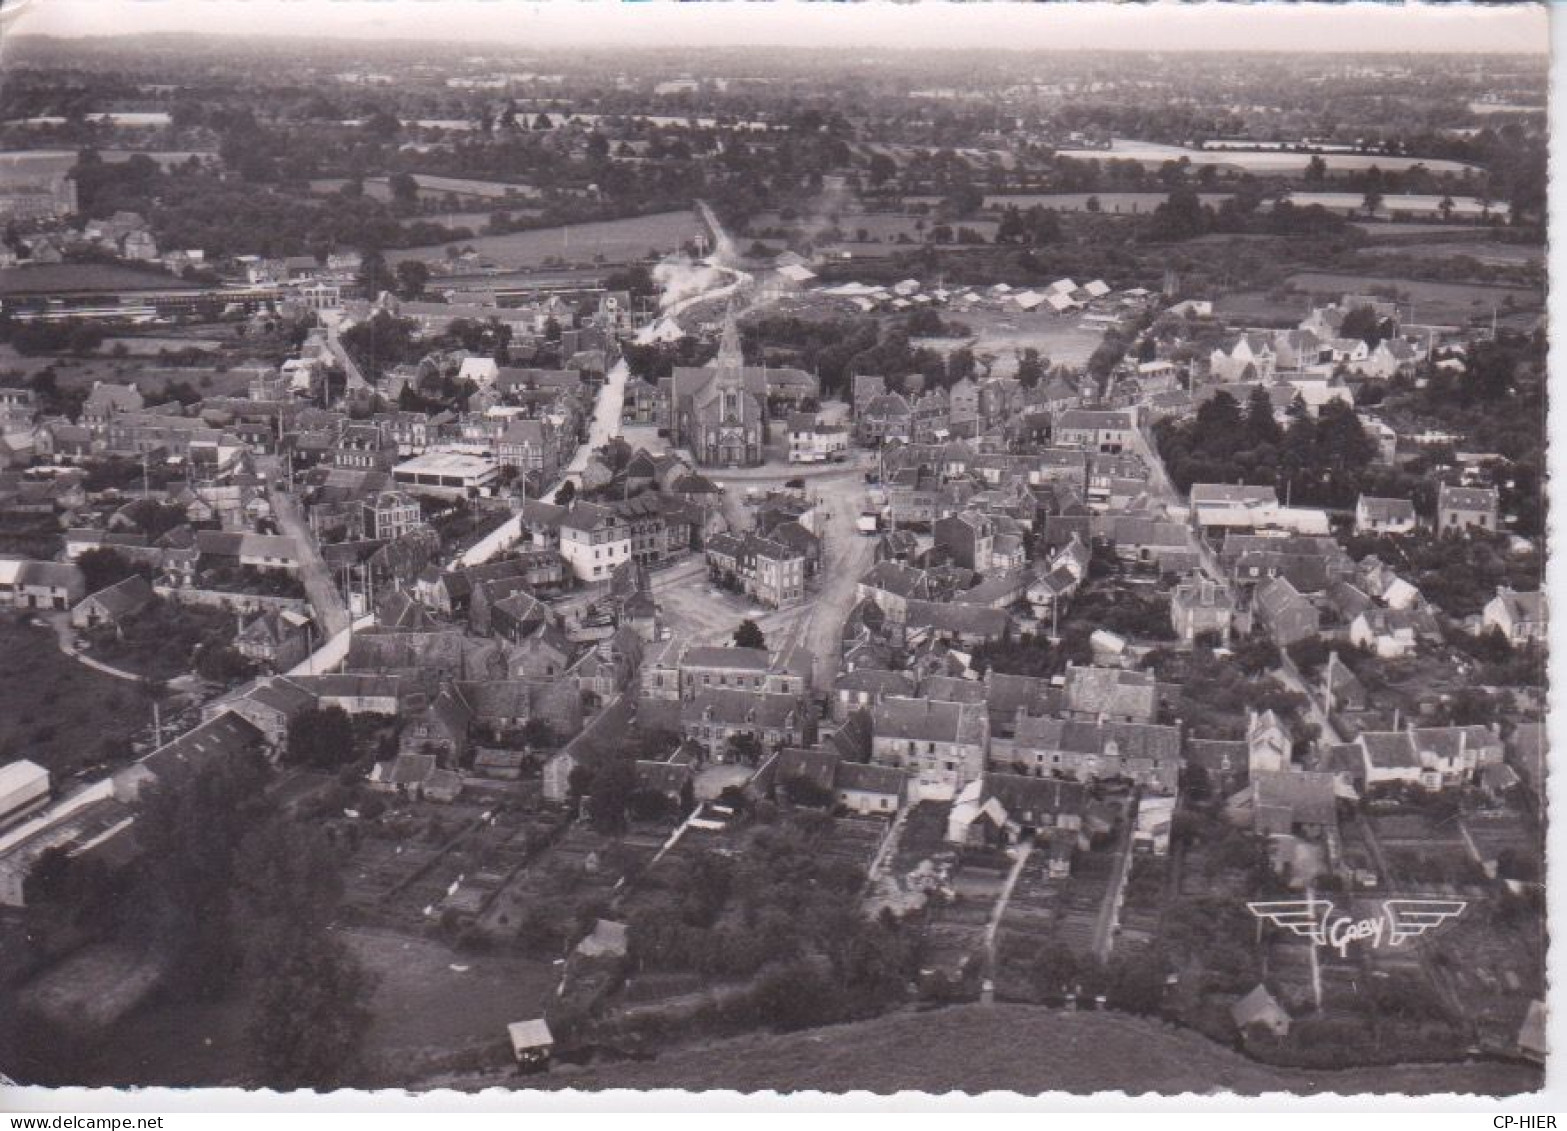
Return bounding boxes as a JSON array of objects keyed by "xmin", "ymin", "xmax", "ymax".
[
  {"xmin": 457, "ymin": 357, "xmax": 500, "ymax": 387},
  {"xmin": 559, "ymin": 502, "xmax": 632, "ymax": 582},
  {"xmin": 1354, "ymin": 495, "xmax": 1418, "ymax": 535},
  {"xmin": 1483, "ymin": 587, "xmax": 1547, "ymax": 646}
]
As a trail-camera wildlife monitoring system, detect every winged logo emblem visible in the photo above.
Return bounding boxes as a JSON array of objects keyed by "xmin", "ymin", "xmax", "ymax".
[
  {"xmin": 1246, "ymin": 899, "xmax": 1334, "ymax": 946},
  {"xmin": 1383, "ymin": 899, "xmax": 1468, "ymax": 946},
  {"xmin": 1247, "ymin": 898, "xmax": 1466, "ymax": 958}
]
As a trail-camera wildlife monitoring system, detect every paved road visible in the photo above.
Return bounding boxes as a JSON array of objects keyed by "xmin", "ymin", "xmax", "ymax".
[
  {"xmin": 269, "ymin": 486, "xmax": 350, "ymax": 636},
  {"xmin": 458, "ymin": 358, "xmax": 630, "ymax": 568},
  {"xmin": 1130, "ymin": 421, "xmax": 1233, "ymax": 596},
  {"xmin": 287, "ymin": 613, "xmax": 375, "ymax": 677},
  {"xmin": 325, "ymin": 320, "xmax": 373, "ymax": 394},
  {"xmin": 798, "ymin": 463, "xmax": 879, "ymax": 687}
]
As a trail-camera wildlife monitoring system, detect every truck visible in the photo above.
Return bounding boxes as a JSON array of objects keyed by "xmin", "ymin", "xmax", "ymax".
[{"xmin": 857, "ymin": 511, "xmax": 880, "ymax": 536}]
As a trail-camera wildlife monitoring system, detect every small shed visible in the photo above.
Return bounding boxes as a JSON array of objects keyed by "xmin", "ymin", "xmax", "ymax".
[
  {"xmin": 574, "ymin": 917, "xmax": 629, "ymax": 960},
  {"xmin": 1231, "ymin": 983, "xmax": 1291, "ymax": 1039},
  {"xmin": 507, "ymin": 1018, "xmax": 554, "ymax": 1070},
  {"xmin": 1517, "ymin": 1000, "xmax": 1547, "ymax": 1063}
]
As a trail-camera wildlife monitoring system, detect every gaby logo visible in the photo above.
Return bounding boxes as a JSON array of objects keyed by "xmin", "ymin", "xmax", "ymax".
[{"xmin": 1247, "ymin": 899, "xmax": 1467, "ymax": 959}]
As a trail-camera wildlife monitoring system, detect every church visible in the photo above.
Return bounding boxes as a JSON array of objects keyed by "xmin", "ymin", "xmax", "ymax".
[{"xmin": 662, "ymin": 310, "xmax": 769, "ymax": 467}]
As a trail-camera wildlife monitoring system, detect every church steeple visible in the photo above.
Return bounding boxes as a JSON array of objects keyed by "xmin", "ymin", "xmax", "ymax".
[{"xmin": 715, "ymin": 305, "xmax": 744, "ymax": 384}]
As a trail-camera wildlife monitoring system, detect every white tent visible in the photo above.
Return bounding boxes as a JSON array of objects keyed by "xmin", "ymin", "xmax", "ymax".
[
  {"xmin": 1047, "ymin": 278, "xmax": 1077, "ymax": 294},
  {"xmin": 1013, "ymin": 290, "xmax": 1047, "ymax": 311},
  {"xmin": 1084, "ymin": 279, "xmax": 1111, "ymax": 298}
]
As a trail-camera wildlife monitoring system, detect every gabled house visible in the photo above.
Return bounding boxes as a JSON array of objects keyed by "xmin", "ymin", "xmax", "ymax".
[
  {"xmin": 1354, "ymin": 495, "xmax": 1418, "ymax": 536},
  {"xmin": 1170, "ymin": 575, "xmax": 1235, "ymax": 643},
  {"xmin": 870, "ymin": 696, "xmax": 990, "ymax": 799},
  {"xmin": 1348, "ymin": 606, "xmax": 1440, "ymax": 659},
  {"xmin": 1251, "ymin": 576, "xmax": 1318, "ymax": 646},
  {"xmin": 70, "ymin": 575, "xmax": 154, "ymax": 631},
  {"xmin": 1483, "ymin": 586, "xmax": 1547, "ymax": 646},
  {"xmin": 1437, "ymin": 484, "xmax": 1500, "ymax": 535}
]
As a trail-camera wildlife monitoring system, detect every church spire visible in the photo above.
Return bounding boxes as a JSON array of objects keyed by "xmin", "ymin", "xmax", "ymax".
[{"xmin": 715, "ymin": 304, "xmax": 744, "ymax": 383}]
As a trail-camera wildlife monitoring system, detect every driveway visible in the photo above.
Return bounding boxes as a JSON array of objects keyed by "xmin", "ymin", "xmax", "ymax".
[{"xmin": 42, "ymin": 613, "xmax": 144, "ymax": 683}]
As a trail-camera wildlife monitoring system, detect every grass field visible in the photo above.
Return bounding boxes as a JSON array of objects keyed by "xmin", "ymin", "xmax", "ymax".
[
  {"xmin": 0, "ymin": 262, "xmax": 199, "ymax": 297},
  {"xmin": 0, "ymin": 346, "xmax": 254, "ymax": 401},
  {"xmin": 518, "ymin": 1004, "xmax": 1542, "ymax": 1096},
  {"xmin": 343, "ymin": 927, "xmax": 559, "ymax": 1068},
  {"xmin": 0, "ymin": 615, "xmax": 151, "ymax": 777},
  {"xmin": 391, "ymin": 210, "xmax": 700, "ymax": 269},
  {"xmin": 951, "ymin": 308, "xmax": 1109, "ymax": 371}
]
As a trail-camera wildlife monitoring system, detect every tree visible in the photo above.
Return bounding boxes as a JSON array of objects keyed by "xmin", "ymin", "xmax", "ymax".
[
  {"xmin": 1015, "ymin": 348, "xmax": 1046, "ymax": 388},
  {"xmin": 1305, "ymin": 155, "xmax": 1328, "ymax": 184},
  {"xmin": 585, "ymin": 758, "xmax": 635, "ymax": 833},
  {"xmin": 1340, "ymin": 304, "xmax": 1389, "ymax": 347},
  {"xmin": 76, "ymin": 547, "xmax": 147, "ymax": 594},
  {"xmin": 394, "ymin": 259, "xmax": 429, "ymax": 300},
  {"xmin": 725, "ymin": 733, "xmax": 764, "ymax": 765},
  {"xmin": 553, "ymin": 480, "xmax": 576, "ymax": 507},
  {"xmin": 387, "ymin": 172, "xmax": 419, "ymax": 208},
  {"xmin": 248, "ymin": 929, "xmax": 374, "ymax": 1089},
  {"xmin": 734, "ymin": 619, "xmax": 766, "ymax": 650},
  {"xmin": 867, "ymin": 152, "xmax": 897, "ymax": 188},
  {"xmin": 286, "ymin": 706, "xmax": 355, "ymax": 769},
  {"xmin": 355, "ymin": 250, "xmax": 395, "ymax": 299},
  {"xmin": 1243, "ymin": 386, "xmax": 1282, "ymax": 447},
  {"xmin": 132, "ymin": 751, "xmax": 273, "ymax": 999}
]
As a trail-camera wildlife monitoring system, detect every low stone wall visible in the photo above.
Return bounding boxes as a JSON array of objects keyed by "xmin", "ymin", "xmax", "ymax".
[{"xmin": 154, "ymin": 584, "xmax": 309, "ymax": 618}]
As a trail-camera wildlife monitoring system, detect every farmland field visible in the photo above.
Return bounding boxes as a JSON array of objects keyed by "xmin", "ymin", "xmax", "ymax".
[
  {"xmin": 751, "ymin": 211, "xmax": 1000, "ymax": 243},
  {"xmin": 1218, "ymin": 271, "xmax": 1543, "ymax": 328},
  {"xmin": 513, "ymin": 1003, "xmax": 1540, "ymax": 1095},
  {"xmin": 1055, "ymin": 139, "xmax": 1479, "ymax": 176},
  {"xmin": 390, "ymin": 210, "xmax": 701, "ymax": 269},
  {"xmin": 1354, "ymin": 242, "xmax": 1544, "ymax": 268},
  {"xmin": 1286, "ymin": 272, "xmax": 1542, "ymax": 322},
  {"xmin": 981, "ymin": 192, "xmax": 1231, "ymax": 214}
]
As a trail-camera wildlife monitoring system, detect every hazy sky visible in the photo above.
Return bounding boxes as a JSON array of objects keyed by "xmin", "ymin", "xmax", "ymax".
[{"xmin": 2, "ymin": 0, "xmax": 1551, "ymax": 54}]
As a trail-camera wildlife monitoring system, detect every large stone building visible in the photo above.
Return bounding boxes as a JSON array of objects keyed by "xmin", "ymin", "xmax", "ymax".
[{"xmin": 664, "ymin": 312, "xmax": 768, "ymax": 467}]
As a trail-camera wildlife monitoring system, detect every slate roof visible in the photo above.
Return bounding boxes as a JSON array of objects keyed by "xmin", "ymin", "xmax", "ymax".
[
  {"xmin": 1252, "ymin": 770, "xmax": 1338, "ymax": 827},
  {"xmin": 682, "ymin": 645, "xmax": 770, "ymax": 672},
  {"xmin": 1438, "ymin": 484, "xmax": 1499, "ymax": 512},
  {"xmin": 775, "ymin": 747, "xmax": 840, "ymax": 792},
  {"xmin": 79, "ymin": 574, "xmax": 153, "ymax": 620},
  {"xmin": 872, "ymin": 697, "xmax": 987, "ymax": 746},
  {"xmin": 903, "ymin": 600, "xmax": 1007, "ymax": 640},
  {"xmin": 835, "ymin": 760, "xmax": 905, "ymax": 795},
  {"xmin": 1063, "ymin": 665, "xmax": 1159, "ymax": 722},
  {"xmin": 684, "ymin": 688, "xmax": 802, "ymax": 730}
]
